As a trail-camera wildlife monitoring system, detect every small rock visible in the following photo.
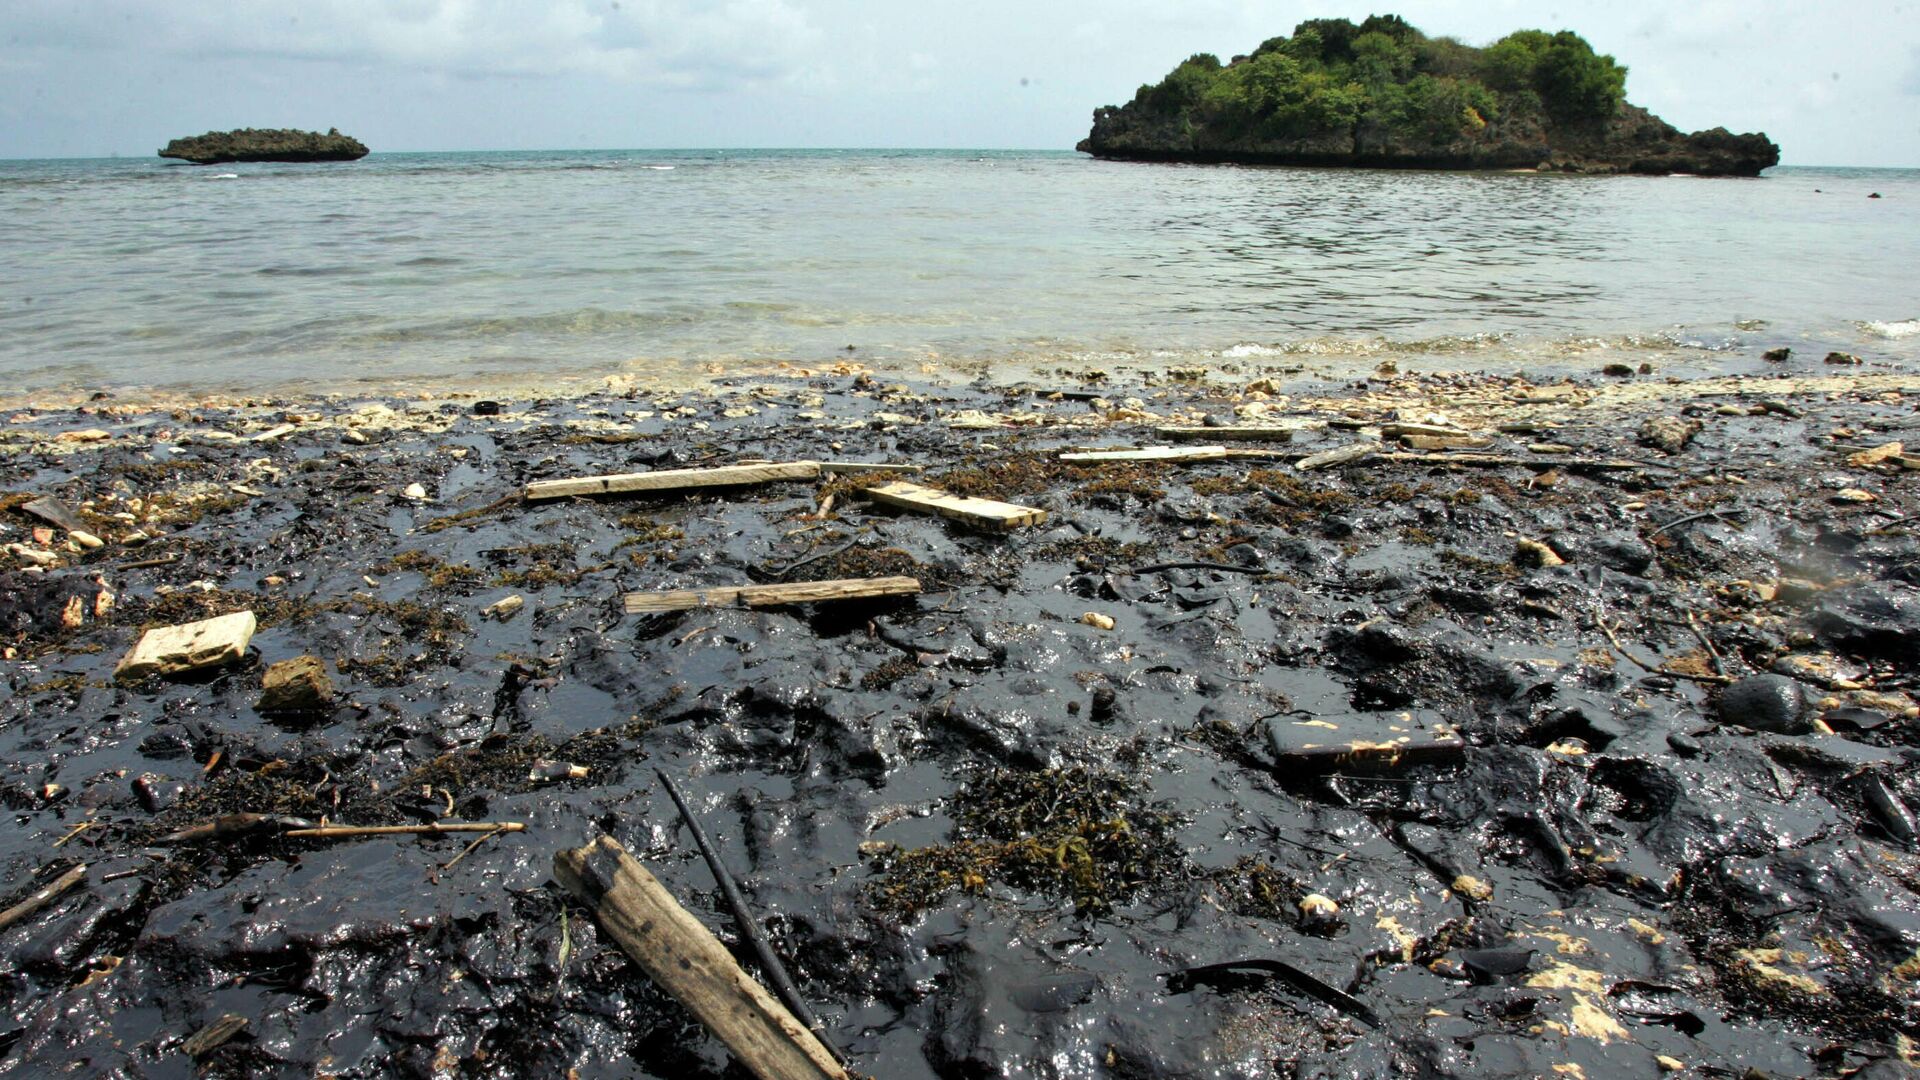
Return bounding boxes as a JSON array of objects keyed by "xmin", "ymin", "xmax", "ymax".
[
  {"xmin": 1601, "ymin": 363, "xmax": 1634, "ymax": 377},
  {"xmin": 472, "ymin": 400, "xmax": 502, "ymax": 416},
  {"xmin": 56, "ymin": 429, "xmax": 112, "ymax": 443},
  {"xmin": 1719, "ymin": 674, "xmax": 1812, "ymax": 734},
  {"xmin": 1656, "ymin": 1055, "xmax": 1685, "ymax": 1073},
  {"xmin": 256, "ymin": 654, "xmax": 334, "ymax": 712},
  {"xmin": 1638, "ymin": 415, "xmax": 1702, "ymax": 454},
  {"xmin": 341, "ymin": 429, "xmax": 369, "ymax": 445},
  {"xmin": 1079, "ymin": 611, "xmax": 1116, "ymax": 631},
  {"xmin": 1815, "ymin": 582, "xmax": 1920, "ymax": 658},
  {"xmin": 1514, "ymin": 539, "xmax": 1565, "ymax": 568},
  {"xmin": 1763, "ymin": 347, "xmax": 1791, "ymax": 362},
  {"xmin": 402, "ymin": 483, "xmax": 428, "ymax": 500},
  {"xmin": 1833, "ymin": 488, "xmax": 1877, "ymax": 504},
  {"xmin": 1825, "ymin": 351, "xmax": 1862, "ymax": 365},
  {"xmin": 1089, "ymin": 686, "xmax": 1118, "ymax": 723},
  {"xmin": 68, "ymin": 530, "xmax": 104, "ymax": 549}
]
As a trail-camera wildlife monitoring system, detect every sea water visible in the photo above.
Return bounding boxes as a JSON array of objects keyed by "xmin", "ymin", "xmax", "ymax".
[{"xmin": 1, "ymin": 148, "xmax": 1915, "ymax": 394}]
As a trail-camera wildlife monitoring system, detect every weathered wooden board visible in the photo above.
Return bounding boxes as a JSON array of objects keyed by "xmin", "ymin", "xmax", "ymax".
[
  {"xmin": 1380, "ymin": 422, "xmax": 1477, "ymax": 440},
  {"xmin": 1058, "ymin": 446, "xmax": 1229, "ymax": 462},
  {"xmin": 1296, "ymin": 441, "xmax": 1382, "ymax": 471},
  {"xmin": 1154, "ymin": 426, "xmax": 1299, "ymax": 442},
  {"xmin": 624, "ymin": 576, "xmax": 921, "ymax": 614},
  {"xmin": 115, "ymin": 611, "xmax": 257, "ymax": 682},
  {"xmin": 554, "ymin": 837, "xmax": 849, "ymax": 1080},
  {"xmin": 862, "ymin": 481, "xmax": 1046, "ymax": 529},
  {"xmin": 1265, "ymin": 712, "xmax": 1465, "ymax": 773},
  {"xmin": 525, "ymin": 462, "xmax": 821, "ymax": 502},
  {"xmin": 1400, "ymin": 434, "xmax": 1493, "ymax": 451}
]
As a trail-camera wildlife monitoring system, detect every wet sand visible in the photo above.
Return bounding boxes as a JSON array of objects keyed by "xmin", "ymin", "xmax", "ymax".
[{"xmin": 3, "ymin": 359, "xmax": 1919, "ymax": 1078}]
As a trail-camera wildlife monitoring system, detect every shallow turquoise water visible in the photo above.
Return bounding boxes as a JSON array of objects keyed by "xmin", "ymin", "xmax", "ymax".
[{"xmin": 1, "ymin": 149, "xmax": 1915, "ymax": 393}]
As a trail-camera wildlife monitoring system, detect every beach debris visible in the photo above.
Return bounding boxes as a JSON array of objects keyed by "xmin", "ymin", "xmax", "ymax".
[
  {"xmin": 1848, "ymin": 441, "xmax": 1904, "ymax": 467},
  {"xmin": 1264, "ymin": 712, "xmax": 1465, "ymax": 773},
  {"xmin": 657, "ymin": 770, "xmax": 845, "ymax": 1065},
  {"xmin": 68, "ymin": 530, "xmax": 104, "ymax": 550},
  {"xmin": 1079, "ymin": 611, "xmax": 1116, "ymax": 631},
  {"xmin": 862, "ymin": 481, "xmax": 1047, "ymax": 530},
  {"xmin": 528, "ymin": 760, "xmax": 590, "ymax": 783},
  {"xmin": 1763, "ymin": 347, "xmax": 1791, "ymax": 362},
  {"xmin": 19, "ymin": 497, "xmax": 84, "ymax": 533},
  {"xmin": 180, "ymin": 1014, "xmax": 249, "ymax": 1058},
  {"xmin": 248, "ymin": 423, "xmax": 297, "ymax": 443},
  {"xmin": 816, "ymin": 461, "xmax": 923, "ymax": 475},
  {"xmin": 483, "ymin": 594, "xmax": 525, "ymax": 620},
  {"xmin": 1378, "ymin": 422, "xmax": 1474, "ymax": 440},
  {"xmin": 256, "ymin": 654, "xmax": 334, "ymax": 713},
  {"xmin": 525, "ymin": 461, "xmax": 821, "ymax": 501},
  {"xmin": 624, "ymin": 576, "xmax": 921, "ymax": 614},
  {"xmin": 1154, "ymin": 425, "xmax": 1299, "ymax": 442},
  {"xmin": 1165, "ymin": 958, "xmax": 1380, "ymax": 1028},
  {"xmin": 1826, "ymin": 351, "xmax": 1863, "ymax": 365},
  {"xmin": 1059, "ymin": 445, "xmax": 1229, "ymax": 463},
  {"xmin": 282, "ymin": 821, "xmax": 526, "ymax": 841},
  {"xmin": 1514, "ymin": 539, "xmax": 1566, "ymax": 568},
  {"xmin": 7, "ymin": 544, "xmax": 60, "ymax": 568},
  {"xmin": 114, "ymin": 610, "xmax": 257, "ymax": 682},
  {"xmin": 0, "ymin": 864, "xmax": 88, "ymax": 934},
  {"xmin": 1400, "ymin": 434, "xmax": 1492, "ymax": 451},
  {"xmin": 159, "ymin": 813, "xmax": 318, "ymax": 844},
  {"xmin": 1296, "ymin": 440, "xmax": 1381, "ymax": 471},
  {"xmin": 554, "ymin": 835, "xmax": 851, "ymax": 1080},
  {"xmin": 1857, "ymin": 771, "xmax": 1918, "ymax": 845},
  {"xmin": 1638, "ymin": 415, "xmax": 1701, "ymax": 454},
  {"xmin": 1834, "ymin": 488, "xmax": 1878, "ymax": 503}
]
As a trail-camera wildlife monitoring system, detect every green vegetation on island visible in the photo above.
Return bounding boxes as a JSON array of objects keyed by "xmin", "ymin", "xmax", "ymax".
[
  {"xmin": 159, "ymin": 128, "xmax": 369, "ymax": 165},
  {"xmin": 1079, "ymin": 15, "xmax": 1778, "ymax": 176}
]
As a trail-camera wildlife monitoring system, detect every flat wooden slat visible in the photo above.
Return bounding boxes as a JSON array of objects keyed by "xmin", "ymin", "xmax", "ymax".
[
  {"xmin": 861, "ymin": 481, "xmax": 1046, "ymax": 530},
  {"xmin": 525, "ymin": 462, "xmax": 821, "ymax": 502},
  {"xmin": 1154, "ymin": 426, "xmax": 1298, "ymax": 442},
  {"xmin": 554, "ymin": 837, "xmax": 848, "ymax": 1080},
  {"xmin": 624, "ymin": 576, "xmax": 921, "ymax": 614},
  {"xmin": 1058, "ymin": 446, "xmax": 1228, "ymax": 462}
]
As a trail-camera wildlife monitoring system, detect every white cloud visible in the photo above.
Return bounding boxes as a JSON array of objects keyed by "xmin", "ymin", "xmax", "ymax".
[{"xmin": 7, "ymin": 0, "xmax": 825, "ymax": 89}]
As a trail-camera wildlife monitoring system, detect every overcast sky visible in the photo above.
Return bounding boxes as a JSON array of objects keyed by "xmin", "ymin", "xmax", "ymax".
[{"xmin": 3, "ymin": 0, "xmax": 1915, "ymax": 165}]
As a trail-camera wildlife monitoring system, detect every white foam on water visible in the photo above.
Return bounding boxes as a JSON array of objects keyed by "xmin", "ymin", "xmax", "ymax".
[
  {"xmin": 1864, "ymin": 319, "xmax": 1920, "ymax": 339},
  {"xmin": 211, "ymin": 173, "xmax": 239, "ymax": 179}
]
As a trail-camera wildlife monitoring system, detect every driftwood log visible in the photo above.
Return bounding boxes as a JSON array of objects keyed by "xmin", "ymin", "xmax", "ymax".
[{"xmin": 554, "ymin": 837, "xmax": 849, "ymax": 1080}]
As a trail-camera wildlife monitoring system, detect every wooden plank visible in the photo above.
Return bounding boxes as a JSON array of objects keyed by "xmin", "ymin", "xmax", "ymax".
[
  {"xmin": 554, "ymin": 837, "xmax": 849, "ymax": 1080},
  {"xmin": 115, "ymin": 611, "xmax": 257, "ymax": 682},
  {"xmin": 1154, "ymin": 426, "xmax": 1298, "ymax": 442},
  {"xmin": 624, "ymin": 576, "xmax": 921, "ymax": 614},
  {"xmin": 1400, "ymin": 434, "xmax": 1493, "ymax": 451},
  {"xmin": 1296, "ymin": 441, "xmax": 1382, "ymax": 471},
  {"xmin": 1380, "ymin": 422, "xmax": 1477, "ymax": 440},
  {"xmin": 1058, "ymin": 446, "xmax": 1228, "ymax": 462},
  {"xmin": 1265, "ymin": 714, "xmax": 1465, "ymax": 773},
  {"xmin": 862, "ymin": 481, "xmax": 1047, "ymax": 530},
  {"xmin": 0, "ymin": 864, "xmax": 87, "ymax": 933},
  {"xmin": 816, "ymin": 461, "xmax": 923, "ymax": 475},
  {"xmin": 525, "ymin": 462, "xmax": 821, "ymax": 502}
]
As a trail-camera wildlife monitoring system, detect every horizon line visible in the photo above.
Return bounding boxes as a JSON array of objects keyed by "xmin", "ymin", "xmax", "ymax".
[{"xmin": 0, "ymin": 147, "xmax": 1911, "ymax": 169}]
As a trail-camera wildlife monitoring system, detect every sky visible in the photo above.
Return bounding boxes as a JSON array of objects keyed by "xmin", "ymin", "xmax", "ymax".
[{"xmin": 2, "ymin": 0, "xmax": 1916, "ymax": 165}]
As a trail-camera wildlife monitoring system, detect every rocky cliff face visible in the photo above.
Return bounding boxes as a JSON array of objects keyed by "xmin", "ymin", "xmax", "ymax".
[
  {"xmin": 158, "ymin": 128, "xmax": 369, "ymax": 165},
  {"xmin": 1079, "ymin": 102, "xmax": 1778, "ymax": 176}
]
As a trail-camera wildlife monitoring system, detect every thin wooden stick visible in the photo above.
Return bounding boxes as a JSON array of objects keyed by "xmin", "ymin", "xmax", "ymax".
[
  {"xmin": 0, "ymin": 864, "xmax": 87, "ymax": 933},
  {"xmin": 284, "ymin": 822, "xmax": 526, "ymax": 839},
  {"xmin": 657, "ymin": 770, "xmax": 845, "ymax": 1064},
  {"xmin": 441, "ymin": 826, "xmax": 510, "ymax": 871},
  {"xmin": 1596, "ymin": 612, "xmax": 1732, "ymax": 684}
]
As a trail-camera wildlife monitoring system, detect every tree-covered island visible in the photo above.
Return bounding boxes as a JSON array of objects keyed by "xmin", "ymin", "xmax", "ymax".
[{"xmin": 1079, "ymin": 15, "xmax": 1779, "ymax": 176}]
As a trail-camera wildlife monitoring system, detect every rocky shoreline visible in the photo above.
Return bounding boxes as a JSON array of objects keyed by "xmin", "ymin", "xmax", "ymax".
[{"xmin": 2, "ymin": 358, "xmax": 1919, "ymax": 1077}]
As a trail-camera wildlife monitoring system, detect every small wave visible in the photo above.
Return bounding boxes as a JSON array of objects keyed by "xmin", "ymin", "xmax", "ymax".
[
  {"xmin": 644, "ymin": 165, "xmax": 675, "ymax": 171},
  {"xmin": 1864, "ymin": 319, "xmax": 1920, "ymax": 339},
  {"xmin": 210, "ymin": 173, "xmax": 239, "ymax": 179}
]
